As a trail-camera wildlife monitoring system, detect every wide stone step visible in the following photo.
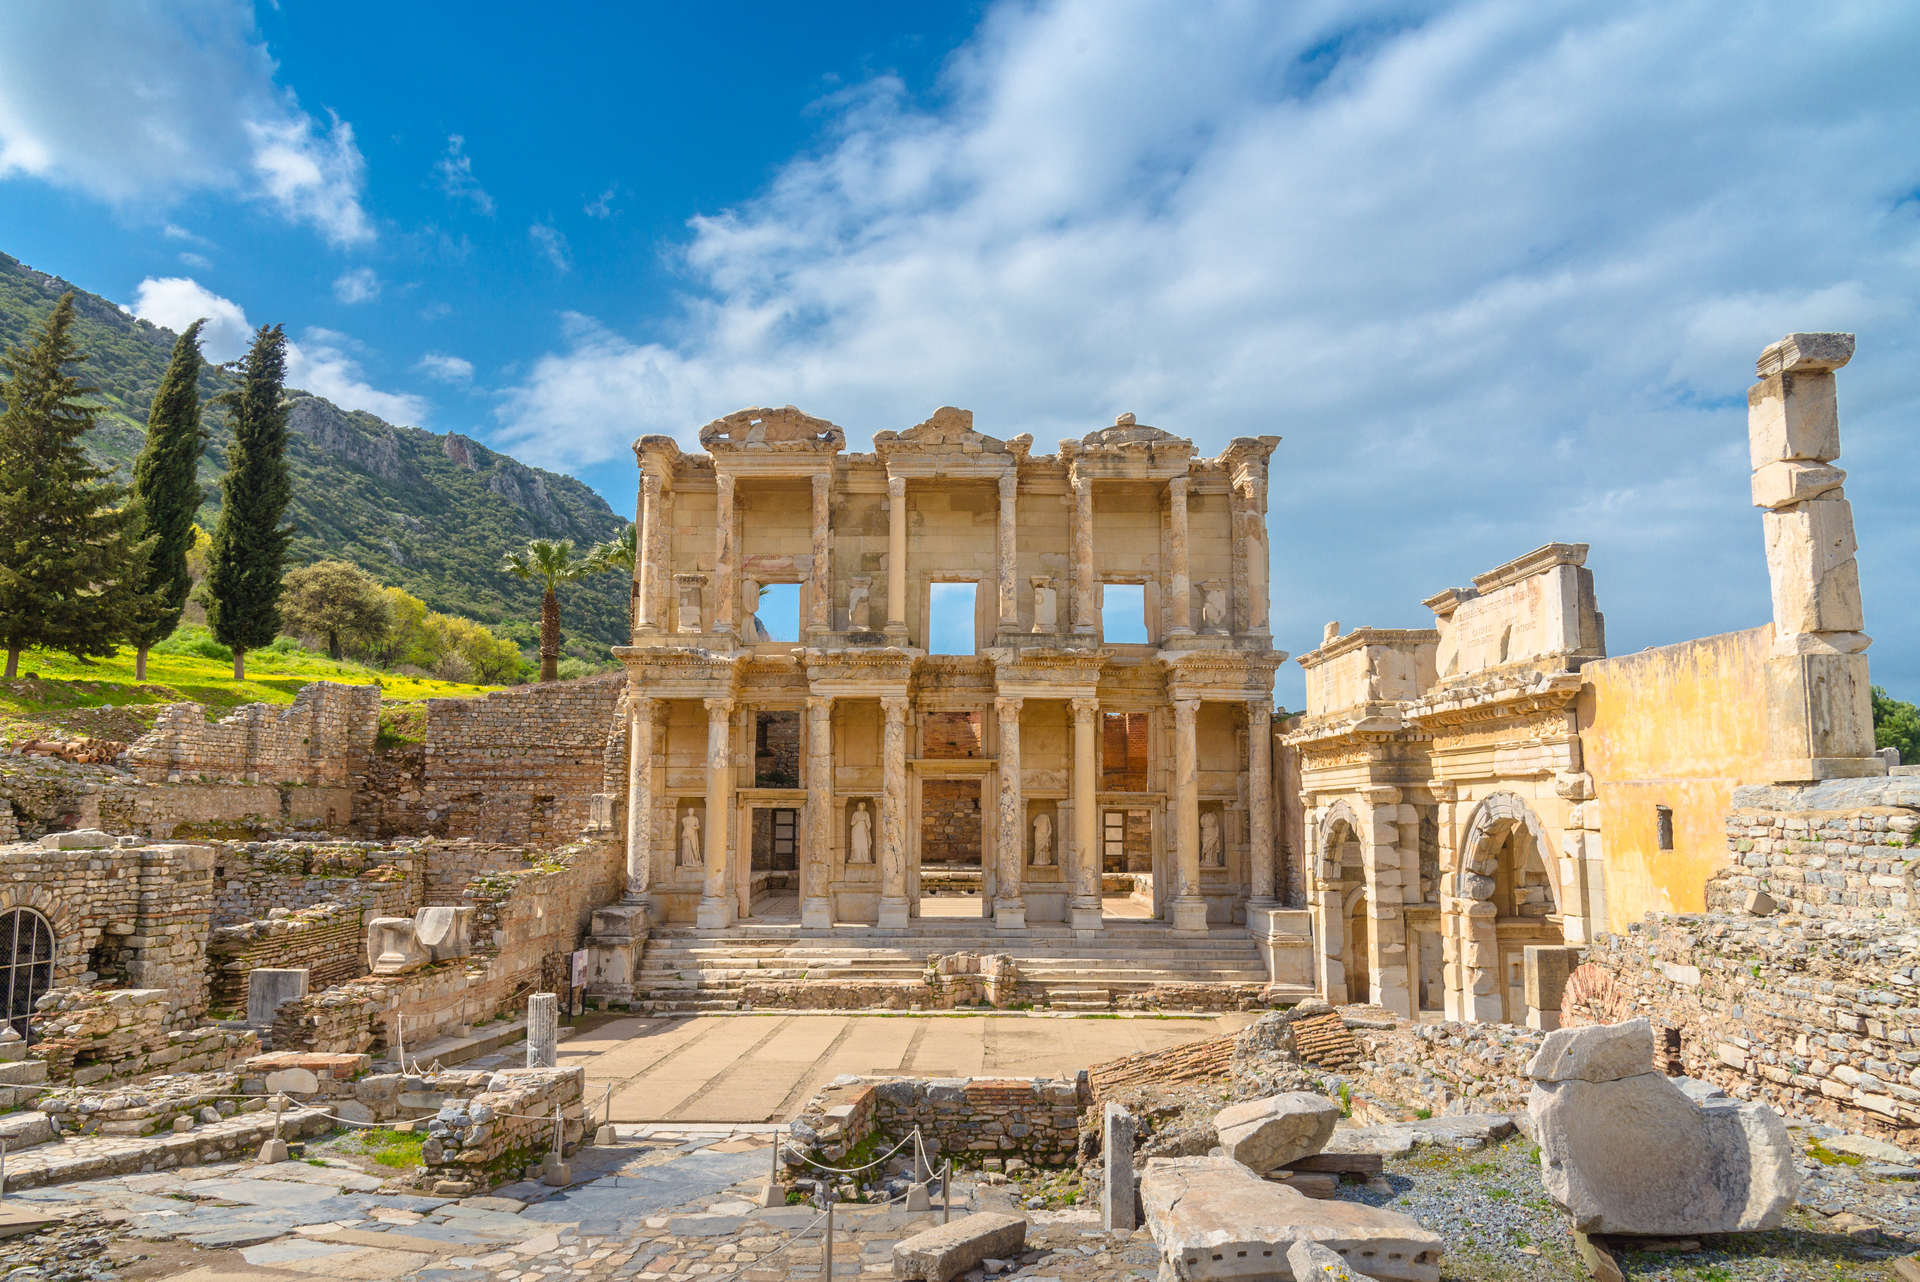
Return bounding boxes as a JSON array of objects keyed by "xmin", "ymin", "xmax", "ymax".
[{"xmin": 0, "ymin": 1059, "xmax": 48, "ymax": 1086}]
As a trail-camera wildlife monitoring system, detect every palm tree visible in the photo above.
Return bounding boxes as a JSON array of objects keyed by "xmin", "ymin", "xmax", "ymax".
[
  {"xmin": 588, "ymin": 525, "xmax": 638, "ymax": 632},
  {"xmin": 500, "ymin": 538, "xmax": 592, "ymax": 682}
]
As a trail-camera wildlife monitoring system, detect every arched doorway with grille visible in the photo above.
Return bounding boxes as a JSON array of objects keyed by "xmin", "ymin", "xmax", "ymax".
[{"xmin": 0, "ymin": 908, "xmax": 55, "ymax": 1040}]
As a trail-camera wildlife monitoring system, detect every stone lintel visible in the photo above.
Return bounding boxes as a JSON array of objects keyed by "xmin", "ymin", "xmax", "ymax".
[
  {"xmin": 1295, "ymin": 627, "xmax": 1442, "ymax": 671},
  {"xmin": 1755, "ymin": 331, "xmax": 1854, "ymax": 377}
]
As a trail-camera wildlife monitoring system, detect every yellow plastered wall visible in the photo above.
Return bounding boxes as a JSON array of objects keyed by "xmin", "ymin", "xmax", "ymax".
[{"xmin": 1578, "ymin": 625, "xmax": 1773, "ymax": 931}]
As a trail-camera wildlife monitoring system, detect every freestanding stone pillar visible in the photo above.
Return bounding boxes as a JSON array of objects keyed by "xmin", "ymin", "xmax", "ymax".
[
  {"xmin": 712, "ymin": 472, "xmax": 737, "ymax": 636},
  {"xmin": 625, "ymin": 696, "xmax": 657, "ymax": 905},
  {"xmin": 527, "ymin": 992, "xmax": 558, "ymax": 1068},
  {"xmin": 1166, "ymin": 477, "xmax": 1192, "ymax": 636},
  {"xmin": 1361, "ymin": 787, "xmax": 1412, "ymax": 1017},
  {"xmin": 808, "ymin": 471, "xmax": 832, "ymax": 635},
  {"xmin": 1102, "ymin": 1102, "xmax": 1138, "ymax": 1231},
  {"xmin": 996, "ymin": 472, "xmax": 1019, "ymax": 633},
  {"xmin": 696, "ymin": 697, "xmax": 736, "ymax": 929},
  {"xmin": 994, "ymin": 695, "xmax": 1027, "ymax": 929},
  {"xmin": 1070, "ymin": 697, "xmax": 1102, "ymax": 933},
  {"xmin": 886, "ymin": 473, "xmax": 908, "ymax": 643},
  {"xmin": 802, "ymin": 696, "xmax": 834, "ymax": 929},
  {"xmin": 878, "ymin": 696, "xmax": 911, "ymax": 927},
  {"xmin": 1169, "ymin": 697, "xmax": 1208, "ymax": 933},
  {"xmin": 1247, "ymin": 701, "xmax": 1274, "ymax": 907},
  {"xmin": 1069, "ymin": 472, "xmax": 1095, "ymax": 636},
  {"xmin": 635, "ymin": 470, "xmax": 666, "ymax": 633}
]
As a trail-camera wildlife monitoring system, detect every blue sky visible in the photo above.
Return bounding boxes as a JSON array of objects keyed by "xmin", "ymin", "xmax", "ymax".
[{"xmin": 2, "ymin": 1, "xmax": 1917, "ymax": 707}]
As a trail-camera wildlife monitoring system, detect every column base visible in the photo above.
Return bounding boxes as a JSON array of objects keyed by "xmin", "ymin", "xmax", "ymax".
[
  {"xmin": 1169, "ymin": 896, "xmax": 1209, "ymax": 933},
  {"xmin": 884, "ymin": 623, "xmax": 909, "ymax": 646},
  {"xmin": 1069, "ymin": 902, "xmax": 1103, "ymax": 934},
  {"xmin": 694, "ymin": 896, "xmax": 736, "ymax": 929},
  {"xmin": 876, "ymin": 896, "xmax": 911, "ymax": 929},
  {"xmin": 799, "ymin": 896, "xmax": 833, "ymax": 929},
  {"xmin": 992, "ymin": 899, "xmax": 1028, "ymax": 930}
]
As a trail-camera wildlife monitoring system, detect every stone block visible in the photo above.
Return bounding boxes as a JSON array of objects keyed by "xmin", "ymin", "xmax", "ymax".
[
  {"xmin": 38, "ymin": 829, "xmax": 112, "ymax": 850},
  {"xmin": 1755, "ymin": 331, "xmax": 1854, "ymax": 377},
  {"xmin": 1762, "ymin": 499, "xmax": 1863, "ymax": 636},
  {"xmin": 1764, "ymin": 652, "xmax": 1880, "ymax": 778},
  {"xmin": 1289, "ymin": 1239, "xmax": 1384, "ymax": 1280},
  {"xmin": 1748, "ymin": 371, "xmax": 1841, "ymax": 468},
  {"xmin": 245, "ymin": 968, "xmax": 309, "ymax": 1028},
  {"xmin": 1751, "ymin": 460, "xmax": 1845, "ymax": 511},
  {"xmin": 1141, "ymin": 1156, "xmax": 1441, "ymax": 1281},
  {"xmin": 413, "ymin": 906, "xmax": 472, "ymax": 963},
  {"xmin": 1103, "ymin": 1102, "xmax": 1137, "ymax": 1231},
  {"xmin": 367, "ymin": 917, "xmax": 427, "ymax": 976},
  {"xmin": 1214, "ymin": 1091, "xmax": 1341, "ymax": 1173},
  {"xmin": 892, "ymin": 1211, "xmax": 1027, "ymax": 1282},
  {"xmin": 1521, "ymin": 946, "xmax": 1582, "ymax": 1020},
  {"xmin": 1526, "ymin": 1017, "xmax": 1655, "ymax": 1084}
]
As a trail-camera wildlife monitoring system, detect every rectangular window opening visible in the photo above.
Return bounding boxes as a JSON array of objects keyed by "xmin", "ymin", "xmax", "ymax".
[
  {"xmin": 754, "ymin": 582, "xmax": 800, "ymax": 643},
  {"xmin": 1655, "ymin": 804, "xmax": 1674, "ymax": 851},
  {"xmin": 1101, "ymin": 711, "xmax": 1149, "ymax": 790},
  {"xmin": 754, "ymin": 711, "xmax": 800, "ymax": 788},
  {"xmin": 1101, "ymin": 582, "xmax": 1148, "ymax": 644},
  {"xmin": 928, "ymin": 582, "xmax": 978, "ymax": 655}
]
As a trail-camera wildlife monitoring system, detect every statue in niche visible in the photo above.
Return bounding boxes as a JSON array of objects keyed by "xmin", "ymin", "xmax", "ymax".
[
  {"xmin": 676, "ymin": 578, "xmax": 704, "ymax": 634},
  {"xmin": 678, "ymin": 809, "xmax": 702, "ymax": 867},
  {"xmin": 742, "ymin": 580, "xmax": 771, "ymax": 643},
  {"xmin": 1200, "ymin": 809, "xmax": 1224, "ymax": 868},
  {"xmin": 849, "ymin": 801, "xmax": 874, "ymax": 864},
  {"xmin": 1030, "ymin": 577, "xmax": 1058, "ymax": 634},
  {"xmin": 847, "ymin": 577, "xmax": 872, "ymax": 632},
  {"xmin": 1032, "ymin": 810, "xmax": 1055, "ymax": 866},
  {"xmin": 1200, "ymin": 582, "xmax": 1228, "ymax": 632}
]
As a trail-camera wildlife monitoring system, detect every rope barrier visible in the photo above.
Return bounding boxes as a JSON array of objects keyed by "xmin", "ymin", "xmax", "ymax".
[{"xmin": 777, "ymin": 1126, "xmax": 920, "ymax": 1175}]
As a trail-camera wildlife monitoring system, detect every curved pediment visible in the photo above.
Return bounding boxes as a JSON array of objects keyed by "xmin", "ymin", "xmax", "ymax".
[
  {"xmin": 1078, "ymin": 411, "xmax": 1189, "ymax": 451},
  {"xmin": 699, "ymin": 406, "xmax": 846, "ymax": 453}
]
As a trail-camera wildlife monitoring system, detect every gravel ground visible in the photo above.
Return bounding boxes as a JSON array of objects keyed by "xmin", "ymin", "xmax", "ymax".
[{"xmin": 1335, "ymin": 1128, "xmax": 1919, "ymax": 1281}]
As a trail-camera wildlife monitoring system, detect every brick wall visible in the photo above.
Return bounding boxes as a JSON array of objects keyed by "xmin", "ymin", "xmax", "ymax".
[
  {"xmin": 921, "ymin": 779, "xmax": 982, "ymax": 865},
  {"xmin": 124, "ymin": 682, "xmax": 378, "ymax": 788},
  {"xmin": 206, "ymin": 901, "xmax": 368, "ymax": 1010},
  {"xmin": 922, "ymin": 712, "xmax": 983, "ymax": 759}
]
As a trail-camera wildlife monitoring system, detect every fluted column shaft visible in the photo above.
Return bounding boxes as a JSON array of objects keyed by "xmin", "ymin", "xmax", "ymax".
[
  {"xmin": 712, "ymin": 473, "xmax": 737, "ymax": 636},
  {"xmin": 878, "ymin": 696, "xmax": 910, "ymax": 926},
  {"xmin": 886, "ymin": 474, "xmax": 908, "ymax": 639},
  {"xmin": 1248, "ymin": 701, "xmax": 1274, "ymax": 905},
  {"xmin": 996, "ymin": 472, "xmax": 1019, "ymax": 632},
  {"xmin": 1169, "ymin": 696, "xmax": 1207, "ymax": 932},
  {"xmin": 1070, "ymin": 697, "xmax": 1101, "ymax": 931},
  {"xmin": 802, "ymin": 696, "xmax": 833, "ymax": 928},
  {"xmin": 625, "ymin": 696, "xmax": 657, "ymax": 903},
  {"xmin": 696, "ymin": 697, "xmax": 735, "ymax": 927},
  {"xmin": 809, "ymin": 471, "xmax": 831, "ymax": 634},
  {"xmin": 994, "ymin": 695, "xmax": 1027, "ymax": 927},
  {"xmin": 1070, "ymin": 473, "xmax": 1095, "ymax": 635},
  {"xmin": 1167, "ymin": 477, "xmax": 1192, "ymax": 635}
]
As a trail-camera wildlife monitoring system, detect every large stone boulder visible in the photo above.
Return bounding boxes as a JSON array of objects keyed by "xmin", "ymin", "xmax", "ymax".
[
  {"xmin": 1141, "ymin": 1156, "xmax": 1442, "ymax": 1281},
  {"xmin": 1527, "ymin": 1018, "xmax": 1798, "ymax": 1235},
  {"xmin": 1214, "ymin": 1091, "xmax": 1341, "ymax": 1173}
]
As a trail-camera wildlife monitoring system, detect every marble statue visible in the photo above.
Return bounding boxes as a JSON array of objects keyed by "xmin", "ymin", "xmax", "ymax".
[
  {"xmin": 676, "ymin": 577, "xmax": 703, "ymax": 634},
  {"xmin": 678, "ymin": 810, "xmax": 702, "ymax": 867},
  {"xmin": 849, "ymin": 801, "xmax": 874, "ymax": 864},
  {"xmin": 1200, "ymin": 809, "xmax": 1224, "ymax": 867},
  {"xmin": 847, "ymin": 577, "xmax": 872, "ymax": 632},
  {"xmin": 742, "ymin": 580, "xmax": 772, "ymax": 643},
  {"xmin": 1201, "ymin": 582, "xmax": 1228, "ymax": 632},
  {"xmin": 1032, "ymin": 810, "xmax": 1055, "ymax": 866},
  {"xmin": 1030, "ymin": 577, "xmax": 1058, "ymax": 634}
]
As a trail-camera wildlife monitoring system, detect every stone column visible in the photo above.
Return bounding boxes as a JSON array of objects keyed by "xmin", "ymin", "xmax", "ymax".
[
  {"xmin": 808, "ymin": 471, "xmax": 832, "ymax": 635},
  {"xmin": 878, "ymin": 696, "xmax": 911, "ymax": 927},
  {"xmin": 1169, "ymin": 696, "xmax": 1208, "ymax": 932},
  {"xmin": 1102, "ymin": 1103, "xmax": 1137, "ymax": 1231},
  {"xmin": 1247, "ymin": 701, "xmax": 1274, "ymax": 907},
  {"xmin": 1360, "ymin": 786, "xmax": 1411, "ymax": 1017},
  {"xmin": 624, "ymin": 696, "xmax": 657, "ymax": 906},
  {"xmin": 635, "ymin": 471, "xmax": 664, "ymax": 633},
  {"xmin": 994, "ymin": 695, "xmax": 1028, "ymax": 929},
  {"xmin": 1069, "ymin": 472, "xmax": 1095, "ymax": 636},
  {"xmin": 696, "ymin": 697, "xmax": 736, "ymax": 929},
  {"xmin": 1069, "ymin": 696, "xmax": 1102, "ymax": 933},
  {"xmin": 712, "ymin": 472, "xmax": 737, "ymax": 637},
  {"xmin": 886, "ymin": 473, "xmax": 908, "ymax": 643},
  {"xmin": 1237, "ymin": 466, "xmax": 1271, "ymax": 637},
  {"xmin": 801, "ymin": 696, "xmax": 834, "ymax": 929},
  {"xmin": 996, "ymin": 471, "xmax": 1019, "ymax": 633},
  {"xmin": 1166, "ymin": 476, "xmax": 1192, "ymax": 636},
  {"xmin": 526, "ymin": 992, "xmax": 557, "ymax": 1068}
]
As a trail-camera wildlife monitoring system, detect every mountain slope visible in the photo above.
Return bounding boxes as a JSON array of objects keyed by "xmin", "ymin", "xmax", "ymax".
[{"xmin": 0, "ymin": 252, "xmax": 631, "ymax": 660}]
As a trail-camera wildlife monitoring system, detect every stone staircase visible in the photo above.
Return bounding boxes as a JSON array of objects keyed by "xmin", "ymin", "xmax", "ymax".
[
  {"xmin": 633, "ymin": 920, "xmax": 1295, "ymax": 1014},
  {"xmin": 0, "ymin": 1030, "xmax": 55, "ymax": 1151}
]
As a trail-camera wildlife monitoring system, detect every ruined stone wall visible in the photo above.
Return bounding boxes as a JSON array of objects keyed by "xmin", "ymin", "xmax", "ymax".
[
  {"xmin": 124, "ymin": 682, "xmax": 378, "ymax": 789},
  {"xmin": 1346, "ymin": 1017, "xmax": 1544, "ymax": 1119},
  {"xmin": 421, "ymin": 841, "xmax": 544, "ymax": 904},
  {"xmin": 206, "ymin": 901, "xmax": 368, "ymax": 1010},
  {"xmin": 272, "ymin": 835, "xmax": 621, "ymax": 1054},
  {"xmin": 787, "ymin": 1075, "xmax": 1087, "ymax": 1174},
  {"xmin": 30, "ymin": 986, "xmax": 256, "ymax": 1085},
  {"xmin": 210, "ymin": 840, "xmax": 424, "ymax": 925},
  {"xmin": 422, "ymin": 1066, "xmax": 587, "ymax": 1186},
  {"xmin": 423, "ymin": 674, "xmax": 625, "ymax": 845},
  {"xmin": 921, "ymin": 778, "xmax": 982, "ymax": 864}
]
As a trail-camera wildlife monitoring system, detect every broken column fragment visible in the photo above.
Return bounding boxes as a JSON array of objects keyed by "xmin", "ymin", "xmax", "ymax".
[{"xmin": 1213, "ymin": 1090, "xmax": 1341, "ymax": 1173}]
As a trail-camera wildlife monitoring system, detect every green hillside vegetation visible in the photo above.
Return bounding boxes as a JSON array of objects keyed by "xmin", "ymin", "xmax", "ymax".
[{"xmin": 0, "ymin": 252, "xmax": 632, "ymax": 666}]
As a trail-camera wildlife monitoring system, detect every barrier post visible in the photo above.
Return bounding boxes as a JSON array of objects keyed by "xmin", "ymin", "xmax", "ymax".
[{"xmin": 822, "ymin": 1185, "xmax": 835, "ymax": 1278}]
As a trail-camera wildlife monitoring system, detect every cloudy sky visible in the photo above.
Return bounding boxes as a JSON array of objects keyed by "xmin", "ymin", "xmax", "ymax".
[{"xmin": 2, "ymin": 0, "xmax": 1916, "ymax": 705}]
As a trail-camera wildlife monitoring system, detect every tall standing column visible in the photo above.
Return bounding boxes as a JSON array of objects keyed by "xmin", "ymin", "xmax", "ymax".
[
  {"xmin": 712, "ymin": 473, "xmax": 737, "ymax": 637},
  {"xmin": 886, "ymin": 473, "xmax": 908, "ymax": 643},
  {"xmin": 1247, "ymin": 701, "xmax": 1274, "ymax": 906},
  {"xmin": 801, "ymin": 696, "xmax": 834, "ymax": 929},
  {"xmin": 809, "ymin": 471, "xmax": 832, "ymax": 635},
  {"xmin": 629, "ymin": 473, "xmax": 646, "ymax": 638},
  {"xmin": 624, "ymin": 696, "xmax": 657, "ymax": 906},
  {"xmin": 1166, "ymin": 477, "xmax": 1192, "ymax": 636},
  {"xmin": 1069, "ymin": 472, "xmax": 1095, "ymax": 636},
  {"xmin": 635, "ymin": 472, "xmax": 664, "ymax": 634},
  {"xmin": 695, "ymin": 697, "xmax": 736, "ymax": 928},
  {"xmin": 1169, "ymin": 696, "xmax": 1208, "ymax": 932},
  {"xmin": 877, "ymin": 696, "xmax": 911, "ymax": 927},
  {"xmin": 994, "ymin": 695, "xmax": 1028, "ymax": 929},
  {"xmin": 996, "ymin": 472, "xmax": 1019, "ymax": 633},
  {"xmin": 1069, "ymin": 697, "xmax": 1102, "ymax": 933}
]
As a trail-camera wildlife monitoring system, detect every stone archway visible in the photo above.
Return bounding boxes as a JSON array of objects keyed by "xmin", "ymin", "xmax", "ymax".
[
  {"xmin": 1447, "ymin": 792, "xmax": 1564, "ymax": 1023},
  {"xmin": 1311, "ymin": 801, "xmax": 1366, "ymax": 1004}
]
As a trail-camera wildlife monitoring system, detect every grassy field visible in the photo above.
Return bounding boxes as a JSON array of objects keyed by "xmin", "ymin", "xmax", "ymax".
[{"xmin": 1, "ymin": 628, "xmax": 501, "ymax": 746}]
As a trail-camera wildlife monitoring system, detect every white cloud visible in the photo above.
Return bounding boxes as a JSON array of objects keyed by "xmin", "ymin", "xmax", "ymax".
[
  {"xmin": 178, "ymin": 251, "xmax": 213, "ymax": 271},
  {"xmin": 494, "ymin": 0, "xmax": 1920, "ymax": 698},
  {"xmin": 0, "ymin": 0, "xmax": 372, "ymax": 245},
  {"xmin": 415, "ymin": 352, "xmax": 475, "ymax": 383},
  {"xmin": 434, "ymin": 134, "xmax": 494, "ymax": 215},
  {"xmin": 130, "ymin": 276, "xmax": 253, "ymax": 363},
  {"xmin": 332, "ymin": 266, "xmax": 381, "ymax": 304},
  {"xmin": 529, "ymin": 221, "xmax": 571, "ymax": 272},
  {"xmin": 129, "ymin": 276, "xmax": 426, "ymax": 424},
  {"xmin": 584, "ymin": 187, "xmax": 617, "ymax": 219}
]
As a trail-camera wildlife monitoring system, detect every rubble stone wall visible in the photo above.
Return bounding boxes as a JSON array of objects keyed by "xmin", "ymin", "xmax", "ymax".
[
  {"xmin": 423, "ymin": 675, "xmax": 625, "ymax": 845},
  {"xmin": 422, "ymin": 1066, "xmax": 587, "ymax": 1184},
  {"xmin": 786, "ymin": 1075, "xmax": 1086, "ymax": 1173},
  {"xmin": 124, "ymin": 682, "xmax": 379, "ymax": 789},
  {"xmin": 31, "ymin": 987, "xmax": 258, "ymax": 1085},
  {"xmin": 210, "ymin": 841, "xmax": 425, "ymax": 925},
  {"xmin": 206, "ymin": 901, "xmax": 368, "ymax": 1010}
]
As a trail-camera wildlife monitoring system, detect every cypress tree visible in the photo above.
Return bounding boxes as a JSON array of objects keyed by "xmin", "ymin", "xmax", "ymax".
[
  {"xmin": 0, "ymin": 293, "xmax": 146, "ymax": 679},
  {"xmin": 127, "ymin": 320, "xmax": 207, "ymax": 681},
  {"xmin": 206, "ymin": 324, "xmax": 291, "ymax": 680}
]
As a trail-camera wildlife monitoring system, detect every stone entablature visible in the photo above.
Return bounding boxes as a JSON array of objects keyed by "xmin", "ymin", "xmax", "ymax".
[{"xmin": 612, "ymin": 408, "xmax": 1288, "ymax": 939}]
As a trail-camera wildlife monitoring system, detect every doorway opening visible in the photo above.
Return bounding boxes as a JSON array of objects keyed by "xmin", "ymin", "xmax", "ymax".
[
  {"xmin": 1100, "ymin": 806, "xmax": 1156, "ymax": 919},
  {"xmin": 748, "ymin": 806, "xmax": 800, "ymax": 918},
  {"xmin": 918, "ymin": 778, "xmax": 984, "ymax": 918}
]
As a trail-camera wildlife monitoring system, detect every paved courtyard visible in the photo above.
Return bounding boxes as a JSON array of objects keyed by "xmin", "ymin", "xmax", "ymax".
[{"xmin": 556, "ymin": 1011, "xmax": 1253, "ymax": 1123}]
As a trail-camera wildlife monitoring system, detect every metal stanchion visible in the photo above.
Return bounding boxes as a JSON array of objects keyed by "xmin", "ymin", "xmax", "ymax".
[
  {"xmin": 1, "ymin": 1137, "xmax": 8, "ymax": 1200},
  {"xmin": 821, "ymin": 1185, "xmax": 835, "ymax": 1278},
  {"xmin": 942, "ymin": 1158, "xmax": 952, "ymax": 1223}
]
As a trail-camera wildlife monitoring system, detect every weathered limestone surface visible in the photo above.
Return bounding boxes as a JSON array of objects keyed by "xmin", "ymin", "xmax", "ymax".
[
  {"xmin": 891, "ymin": 1211, "xmax": 1027, "ymax": 1282},
  {"xmin": 1103, "ymin": 1101, "xmax": 1137, "ymax": 1232},
  {"xmin": 1289, "ymin": 1239, "xmax": 1383, "ymax": 1282},
  {"xmin": 1527, "ymin": 1018, "xmax": 1798, "ymax": 1235},
  {"xmin": 1141, "ymin": 1156, "xmax": 1442, "ymax": 1282},
  {"xmin": 1214, "ymin": 1091, "xmax": 1340, "ymax": 1174}
]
